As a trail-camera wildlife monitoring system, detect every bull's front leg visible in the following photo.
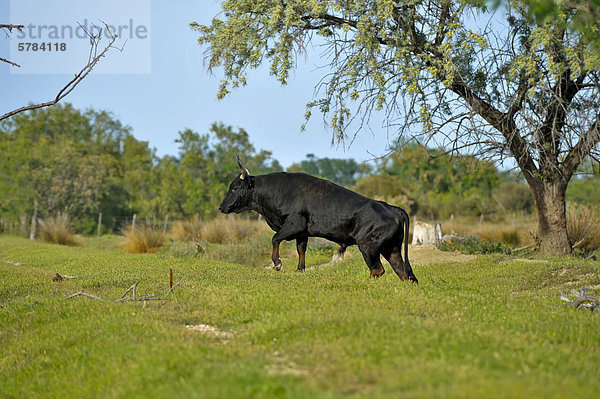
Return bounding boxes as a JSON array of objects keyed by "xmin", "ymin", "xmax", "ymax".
[
  {"xmin": 271, "ymin": 239, "xmax": 282, "ymax": 271},
  {"xmin": 270, "ymin": 215, "xmax": 307, "ymax": 272}
]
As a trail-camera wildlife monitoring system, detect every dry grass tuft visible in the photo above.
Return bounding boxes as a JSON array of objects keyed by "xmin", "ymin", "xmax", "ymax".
[
  {"xmin": 38, "ymin": 212, "xmax": 82, "ymax": 246},
  {"xmin": 568, "ymin": 203, "xmax": 600, "ymax": 253},
  {"xmin": 200, "ymin": 215, "xmax": 269, "ymax": 244},
  {"xmin": 168, "ymin": 215, "xmax": 269, "ymax": 245},
  {"xmin": 121, "ymin": 224, "xmax": 165, "ymax": 253},
  {"xmin": 169, "ymin": 215, "xmax": 203, "ymax": 243}
]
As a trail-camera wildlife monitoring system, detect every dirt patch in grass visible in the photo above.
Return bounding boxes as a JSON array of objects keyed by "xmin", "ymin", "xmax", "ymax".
[
  {"xmin": 408, "ymin": 244, "xmax": 476, "ymax": 265},
  {"xmin": 266, "ymin": 351, "xmax": 309, "ymax": 377},
  {"xmin": 185, "ymin": 324, "xmax": 232, "ymax": 339},
  {"xmin": 306, "ymin": 244, "xmax": 476, "ymax": 271}
]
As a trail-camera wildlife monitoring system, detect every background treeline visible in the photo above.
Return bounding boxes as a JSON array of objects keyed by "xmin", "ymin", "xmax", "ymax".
[{"xmin": 1, "ymin": 104, "xmax": 599, "ymax": 234}]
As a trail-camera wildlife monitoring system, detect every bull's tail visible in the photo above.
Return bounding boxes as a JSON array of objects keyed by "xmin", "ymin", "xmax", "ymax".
[{"xmin": 401, "ymin": 208, "xmax": 418, "ymax": 284}]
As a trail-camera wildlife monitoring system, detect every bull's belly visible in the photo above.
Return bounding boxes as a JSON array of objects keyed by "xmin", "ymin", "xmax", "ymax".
[{"xmin": 307, "ymin": 217, "xmax": 356, "ymax": 245}]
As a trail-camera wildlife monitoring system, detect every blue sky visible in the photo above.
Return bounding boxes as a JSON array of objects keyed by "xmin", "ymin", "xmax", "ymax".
[{"xmin": 1, "ymin": 0, "xmax": 395, "ymax": 168}]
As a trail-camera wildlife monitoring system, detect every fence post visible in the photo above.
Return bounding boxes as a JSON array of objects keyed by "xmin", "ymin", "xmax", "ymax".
[
  {"xmin": 163, "ymin": 215, "xmax": 169, "ymax": 235},
  {"xmin": 97, "ymin": 212, "xmax": 103, "ymax": 237},
  {"xmin": 132, "ymin": 213, "xmax": 137, "ymax": 230},
  {"xmin": 29, "ymin": 199, "xmax": 38, "ymax": 240}
]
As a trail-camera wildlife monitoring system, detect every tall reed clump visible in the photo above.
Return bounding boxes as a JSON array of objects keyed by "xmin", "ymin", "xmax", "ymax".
[
  {"xmin": 38, "ymin": 212, "xmax": 82, "ymax": 246},
  {"xmin": 170, "ymin": 215, "xmax": 269, "ymax": 244},
  {"xmin": 567, "ymin": 203, "xmax": 600, "ymax": 253},
  {"xmin": 200, "ymin": 215, "xmax": 269, "ymax": 244},
  {"xmin": 169, "ymin": 215, "xmax": 203, "ymax": 243},
  {"xmin": 121, "ymin": 224, "xmax": 165, "ymax": 253}
]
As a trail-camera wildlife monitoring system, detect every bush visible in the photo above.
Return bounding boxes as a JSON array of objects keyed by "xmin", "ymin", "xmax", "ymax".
[
  {"xmin": 38, "ymin": 213, "xmax": 82, "ymax": 246},
  {"xmin": 493, "ymin": 181, "xmax": 534, "ymax": 213},
  {"xmin": 200, "ymin": 215, "xmax": 269, "ymax": 244},
  {"xmin": 121, "ymin": 224, "xmax": 165, "ymax": 253},
  {"xmin": 169, "ymin": 215, "xmax": 203, "ymax": 242},
  {"xmin": 567, "ymin": 203, "xmax": 600, "ymax": 253},
  {"xmin": 437, "ymin": 235, "xmax": 513, "ymax": 255}
]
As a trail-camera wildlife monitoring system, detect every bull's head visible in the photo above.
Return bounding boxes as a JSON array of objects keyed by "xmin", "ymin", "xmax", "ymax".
[{"xmin": 218, "ymin": 156, "xmax": 254, "ymax": 214}]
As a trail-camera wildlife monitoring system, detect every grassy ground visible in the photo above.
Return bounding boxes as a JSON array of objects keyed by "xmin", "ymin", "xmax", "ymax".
[{"xmin": 1, "ymin": 235, "xmax": 599, "ymax": 398}]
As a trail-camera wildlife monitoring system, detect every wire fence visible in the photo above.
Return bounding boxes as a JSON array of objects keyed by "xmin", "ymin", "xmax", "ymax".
[{"xmin": 0, "ymin": 211, "xmax": 263, "ymax": 238}]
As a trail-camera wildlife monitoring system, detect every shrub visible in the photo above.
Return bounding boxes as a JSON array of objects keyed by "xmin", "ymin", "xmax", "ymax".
[
  {"xmin": 493, "ymin": 181, "xmax": 534, "ymax": 213},
  {"xmin": 567, "ymin": 203, "xmax": 600, "ymax": 253},
  {"xmin": 169, "ymin": 215, "xmax": 203, "ymax": 242},
  {"xmin": 437, "ymin": 235, "xmax": 513, "ymax": 255},
  {"xmin": 200, "ymin": 215, "xmax": 269, "ymax": 244},
  {"xmin": 38, "ymin": 213, "xmax": 82, "ymax": 246},
  {"xmin": 121, "ymin": 224, "xmax": 165, "ymax": 253}
]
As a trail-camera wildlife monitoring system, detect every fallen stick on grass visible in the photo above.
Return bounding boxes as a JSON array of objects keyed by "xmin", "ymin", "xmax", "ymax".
[
  {"xmin": 67, "ymin": 279, "xmax": 184, "ymax": 303},
  {"xmin": 116, "ymin": 282, "xmax": 140, "ymax": 302},
  {"xmin": 164, "ymin": 278, "xmax": 184, "ymax": 299},
  {"xmin": 66, "ymin": 290, "xmax": 106, "ymax": 301}
]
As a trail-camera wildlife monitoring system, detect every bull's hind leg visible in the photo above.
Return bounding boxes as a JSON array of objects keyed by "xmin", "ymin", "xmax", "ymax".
[
  {"xmin": 383, "ymin": 247, "xmax": 418, "ymax": 283},
  {"xmin": 358, "ymin": 244, "xmax": 385, "ymax": 278},
  {"xmin": 383, "ymin": 247, "xmax": 408, "ymax": 280}
]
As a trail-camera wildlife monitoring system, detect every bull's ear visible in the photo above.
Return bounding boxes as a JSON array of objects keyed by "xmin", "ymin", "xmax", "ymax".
[{"xmin": 236, "ymin": 154, "xmax": 250, "ymax": 180}]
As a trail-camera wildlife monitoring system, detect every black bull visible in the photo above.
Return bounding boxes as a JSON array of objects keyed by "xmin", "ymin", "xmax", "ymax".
[{"xmin": 218, "ymin": 159, "xmax": 418, "ymax": 283}]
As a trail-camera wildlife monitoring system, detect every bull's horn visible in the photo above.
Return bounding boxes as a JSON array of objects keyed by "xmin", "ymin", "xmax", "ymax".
[{"xmin": 236, "ymin": 155, "xmax": 250, "ymax": 180}]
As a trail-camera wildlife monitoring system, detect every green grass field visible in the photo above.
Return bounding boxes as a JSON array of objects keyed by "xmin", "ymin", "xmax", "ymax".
[{"xmin": 1, "ymin": 235, "xmax": 599, "ymax": 398}]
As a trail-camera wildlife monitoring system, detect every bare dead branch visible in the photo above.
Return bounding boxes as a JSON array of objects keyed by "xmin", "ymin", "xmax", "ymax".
[
  {"xmin": 0, "ymin": 24, "xmax": 24, "ymax": 32},
  {"xmin": 66, "ymin": 290, "xmax": 106, "ymax": 301},
  {"xmin": 1, "ymin": 24, "xmax": 24, "ymax": 66},
  {"xmin": 116, "ymin": 282, "xmax": 140, "ymax": 302},
  {"xmin": 0, "ymin": 22, "xmax": 121, "ymax": 121},
  {"xmin": 0, "ymin": 56, "xmax": 20, "ymax": 68},
  {"xmin": 164, "ymin": 278, "xmax": 185, "ymax": 299}
]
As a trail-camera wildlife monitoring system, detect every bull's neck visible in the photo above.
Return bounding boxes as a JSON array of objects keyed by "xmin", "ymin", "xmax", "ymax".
[{"xmin": 250, "ymin": 175, "xmax": 282, "ymax": 224}]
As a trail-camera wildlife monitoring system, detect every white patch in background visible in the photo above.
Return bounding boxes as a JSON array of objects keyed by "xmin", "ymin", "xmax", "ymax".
[{"xmin": 9, "ymin": 0, "xmax": 151, "ymax": 74}]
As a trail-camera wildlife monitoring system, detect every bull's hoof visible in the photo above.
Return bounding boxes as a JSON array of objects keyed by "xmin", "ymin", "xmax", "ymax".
[
  {"xmin": 274, "ymin": 264, "xmax": 282, "ymax": 271},
  {"xmin": 370, "ymin": 268, "xmax": 385, "ymax": 278},
  {"xmin": 295, "ymin": 267, "xmax": 305, "ymax": 272}
]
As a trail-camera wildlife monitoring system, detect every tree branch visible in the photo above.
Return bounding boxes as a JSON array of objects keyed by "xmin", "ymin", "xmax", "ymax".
[
  {"xmin": 562, "ymin": 112, "xmax": 600, "ymax": 180},
  {"xmin": 0, "ymin": 24, "xmax": 24, "ymax": 31},
  {"xmin": 1, "ymin": 24, "xmax": 24, "ymax": 67},
  {"xmin": 1, "ymin": 23, "xmax": 120, "ymax": 121}
]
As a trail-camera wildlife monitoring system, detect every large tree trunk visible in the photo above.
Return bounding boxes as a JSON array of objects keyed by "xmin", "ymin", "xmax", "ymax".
[{"xmin": 528, "ymin": 179, "xmax": 572, "ymax": 255}]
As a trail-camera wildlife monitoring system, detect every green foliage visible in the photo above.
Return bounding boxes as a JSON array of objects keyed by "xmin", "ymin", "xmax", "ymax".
[
  {"xmin": 155, "ymin": 123, "xmax": 282, "ymax": 218},
  {"xmin": 493, "ymin": 181, "xmax": 535, "ymax": 213},
  {"xmin": 437, "ymin": 235, "xmax": 514, "ymax": 255},
  {"xmin": 2, "ymin": 236, "xmax": 600, "ymax": 397},
  {"xmin": 0, "ymin": 104, "xmax": 154, "ymax": 233},
  {"xmin": 0, "ymin": 106, "xmax": 282, "ymax": 232},
  {"xmin": 516, "ymin": 0, "xmax": 600, "ymax": 51},
  {"xmin": 361, "ymin": 144, "xmax": 504, "ymax": 218},
  {"xmin": 567, "ymin": 175, "xmax": 600, "ymax": 206},
  {"xmin": 287, "ymin": 153, "xmax": 370, "ymax": 186}
]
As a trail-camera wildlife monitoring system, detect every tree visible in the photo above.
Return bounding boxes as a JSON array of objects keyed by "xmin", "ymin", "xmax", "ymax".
[
  {"xmin": 193, "ymin": 0, "xmax": 600, "ymax": 254},
  {"xmin": 156, "ymin": 123, "xmax": 283, "ymax": 218},
  {"xmin": 0, "ymin": 104, "xmax": 155, "ymax": 233},
  {"xmin": 287, "ymin": 153, "xmax": 369, "ymax": 186}
]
